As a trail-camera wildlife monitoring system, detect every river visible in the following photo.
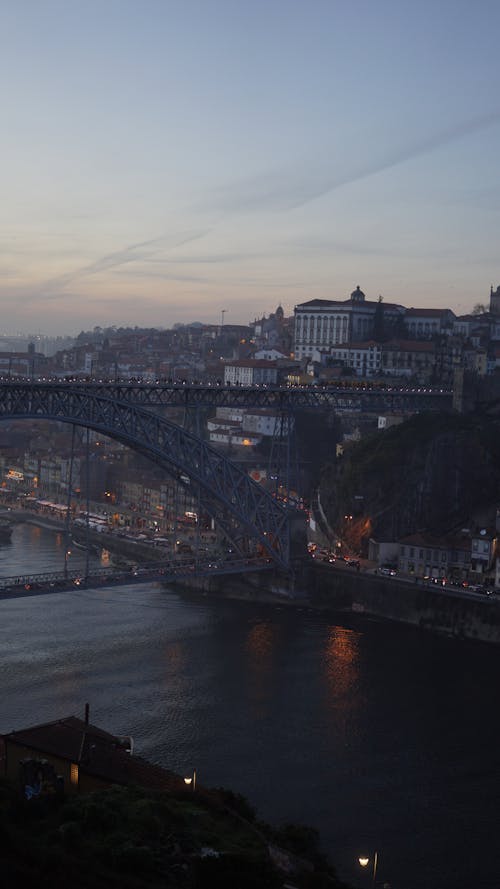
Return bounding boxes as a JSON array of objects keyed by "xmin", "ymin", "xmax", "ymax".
[{"xmin": 1, "ymin": 523, "xmax": 499, "ymax": 889}]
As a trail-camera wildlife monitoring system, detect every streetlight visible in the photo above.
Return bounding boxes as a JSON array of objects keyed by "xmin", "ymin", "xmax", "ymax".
[
  {"xmin": 64, "ymin": 548, "xmax": 71, "ymax": 579},
  {"xmin": 184, "ymin": 769, "xmax": 196, "ymax": 791},
  {"xmin": 358, "ymin": 850, "xmax": 378, "ymax": 886}
]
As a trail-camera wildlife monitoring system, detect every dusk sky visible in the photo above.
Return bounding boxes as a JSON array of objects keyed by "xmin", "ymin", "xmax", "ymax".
[{"xmin": 1, "ymin": 0, "xmax": 499, "ymax": 334}]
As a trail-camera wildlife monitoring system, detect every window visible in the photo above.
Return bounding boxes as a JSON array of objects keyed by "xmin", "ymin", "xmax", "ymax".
[{"xmin": 70, "ymin": 763, "xmax": 79, "ymax": 785}]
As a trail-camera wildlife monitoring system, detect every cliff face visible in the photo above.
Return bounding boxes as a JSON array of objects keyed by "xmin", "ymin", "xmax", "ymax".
[{"xmin": 320, "ymin": 413, "xmax": 500, "ymax": 547}]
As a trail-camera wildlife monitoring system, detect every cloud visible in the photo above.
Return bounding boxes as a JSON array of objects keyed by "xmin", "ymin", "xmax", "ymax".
[
  {"xmin": 32, "ymin": 228, "xmax": 212, "ymax": 298},
  {"xmin": 205, "ymin": 108, "xmax": 500, "ymax": 213}
]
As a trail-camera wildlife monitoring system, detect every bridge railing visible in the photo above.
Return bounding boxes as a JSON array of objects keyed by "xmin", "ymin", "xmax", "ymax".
[{"xmin": 0, "ymin": 556, "xmax": 275, "ymax": 594}]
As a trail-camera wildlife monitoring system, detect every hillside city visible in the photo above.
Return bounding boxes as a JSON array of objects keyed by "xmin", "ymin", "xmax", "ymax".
[{"xmin": 1, "ymin": 283, "xmax": 500, "ymax": 594}]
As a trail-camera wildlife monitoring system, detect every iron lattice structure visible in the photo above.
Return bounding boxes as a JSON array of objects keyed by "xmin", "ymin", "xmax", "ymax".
[
  {"xmin": 0, "ymin": 384, "xmax": 294, "ymax": 568},
  {"xmin": 39, "ymin": 381, "xmax": 452, "ymax": 412}
]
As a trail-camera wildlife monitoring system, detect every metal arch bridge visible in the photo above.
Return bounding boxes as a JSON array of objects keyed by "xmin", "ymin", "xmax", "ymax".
[
  {"xmin": 0, "ymin": 383, "xmax": 302, "ymax": 570},
  {"xmin": 23, "ymin": 380, "xmax": 453, "ymax": 412}
]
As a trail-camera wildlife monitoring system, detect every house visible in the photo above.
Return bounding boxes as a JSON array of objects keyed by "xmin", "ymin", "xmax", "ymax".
[
  {"xmin": 398, "ymin": 531, "xmax": 471, "ymax": 581},
  {"xmin": 381, "ymin": 339, "xmax": 436, "ymax": 380},
  {"xmin": 470, "ymin": 527, "xmax": 497, "ymax": 579},
  {"xmin": 223, "ymin": 359, "xmax": 279, "ymax": 386},
  {"xmin": 1, "ymin": 714, "xmax": 184, "ymax": 796},
  {"xmin": 405, "ymin": 307, "xmax": 455, "ymax": 339}
]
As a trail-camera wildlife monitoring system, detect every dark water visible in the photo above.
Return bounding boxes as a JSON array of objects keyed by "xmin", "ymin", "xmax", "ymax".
[{"xmin": 1, "ymin": 524, "xmax": 499, "ymax": 889}]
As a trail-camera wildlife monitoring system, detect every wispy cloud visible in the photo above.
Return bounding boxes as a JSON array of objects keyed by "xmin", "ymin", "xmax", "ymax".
[
  {"xmin": 32, "ymin": 229, "xmax": 212, "ymax": 298},
  {"xmin": 205, "ymin": 108, "xmax": 500, "ymax": 213}
]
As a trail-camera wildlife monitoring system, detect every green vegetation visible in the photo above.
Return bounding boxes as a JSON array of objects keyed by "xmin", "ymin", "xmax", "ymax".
[
  {"xmin": 321, "ymin": 411, "xmax": 500, "ymax": 548},
  {"xmin": 0, "ymin": 778, "xmax": 351, "ymax": 889}
]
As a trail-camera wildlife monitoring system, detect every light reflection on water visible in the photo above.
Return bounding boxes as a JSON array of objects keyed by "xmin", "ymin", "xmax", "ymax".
[{"xmin": 1, "ymin": 524, "xmax": 500, "ymax": 889}]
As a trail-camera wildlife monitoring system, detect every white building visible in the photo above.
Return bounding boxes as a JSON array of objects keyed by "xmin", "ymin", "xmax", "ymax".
[
  {"xmin": 294, "ymin": 287, "xmax": 405, "ymax": 360},
  {"xmin": 242, "ymin": 410, "xmax": 292, "ymax": 437},
  {"xmin": 328, "ymin": 341, "xmax": 382, "ymax": 376},
  {"xmin": 404, "ymin": 308, "xmax": 455, "ymax": 339},
  {"xmin": 223, "ymin": 360, "xmax": 279, "ymax": 386}
]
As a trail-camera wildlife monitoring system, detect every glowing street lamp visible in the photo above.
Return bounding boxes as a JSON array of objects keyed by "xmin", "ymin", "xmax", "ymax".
[
  {"xmin": 358, "ymin": 850, "xmax": 378, "ymax": 886},
  {"xmin": 184, "ymin": 769, "xmax": 196, "ymax": 791}
]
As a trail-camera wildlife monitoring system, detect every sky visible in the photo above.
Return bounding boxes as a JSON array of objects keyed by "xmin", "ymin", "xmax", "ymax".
[{"xmin": 1, "ymin": 0, "xmax": 499, "ymax": 334}]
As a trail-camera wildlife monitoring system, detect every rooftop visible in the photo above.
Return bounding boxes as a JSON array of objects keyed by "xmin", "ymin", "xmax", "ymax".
[{"xmin": 2, "ymin": 715, "xmax": 183, "ymax": 792}]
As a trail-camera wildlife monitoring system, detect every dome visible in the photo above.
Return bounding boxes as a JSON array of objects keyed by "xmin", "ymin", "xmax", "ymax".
[{"xmin": 350, "ymin": 285, "xmax": 365, "ymax": 302}]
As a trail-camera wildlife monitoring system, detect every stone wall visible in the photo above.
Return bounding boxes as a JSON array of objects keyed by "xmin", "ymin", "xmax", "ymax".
[{"xmin": 310, "ymin": 564, "xmax": 500, "ymax": 644}]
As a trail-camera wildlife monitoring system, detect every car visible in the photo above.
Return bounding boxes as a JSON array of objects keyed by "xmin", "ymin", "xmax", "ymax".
[{"xmin": 379, "ymin": 566, "xmax": 396, "ymax": 576}]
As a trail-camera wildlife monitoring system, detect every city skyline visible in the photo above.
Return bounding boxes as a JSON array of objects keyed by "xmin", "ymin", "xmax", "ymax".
[{"xmin": 1, "ymin": 0, "xmax": 499, "ymax": 334}]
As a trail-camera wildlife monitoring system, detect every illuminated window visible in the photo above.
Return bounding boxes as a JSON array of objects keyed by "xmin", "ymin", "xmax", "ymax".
[{"xmin": 70, "ymin": 763, "xmax": 79, "ymax": 785}]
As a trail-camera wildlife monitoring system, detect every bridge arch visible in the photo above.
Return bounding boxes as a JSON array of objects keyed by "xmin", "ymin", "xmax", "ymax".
[{"xmin": 0, "ymin": 384, "xmax": 296, "ymax": 568}]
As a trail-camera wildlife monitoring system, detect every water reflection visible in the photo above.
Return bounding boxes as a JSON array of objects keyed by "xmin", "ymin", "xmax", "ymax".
[
  {"xmin": 323, "ymin": 625, "xmax": 361, "ymax": 710},
  {"xmin": 245, "ymin": 621, "xmax": 275, "ymax": 718}
]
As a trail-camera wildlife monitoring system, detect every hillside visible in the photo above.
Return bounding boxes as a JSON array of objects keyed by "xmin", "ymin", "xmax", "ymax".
[
  {"xmin": 0, "ymin": 779, "xmax": 350, "ymax": 889},
  {"xmin": 320, "ymin": 411, "xmax": 500, "ymax": 550}
]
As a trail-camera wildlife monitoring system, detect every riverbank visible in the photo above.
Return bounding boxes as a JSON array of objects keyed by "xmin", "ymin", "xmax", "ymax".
[
  {"xmin": 171, "ymin": 559, "xmax": 500, "ymax": 646},
  {"xmin": 5, "ymin": 510, "xmax": 500, "ymax": 645}
]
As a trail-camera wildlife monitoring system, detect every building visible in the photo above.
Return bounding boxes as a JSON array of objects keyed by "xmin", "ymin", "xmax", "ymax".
[
  {"xmin": 381, "ymin": 339, "xmax": 436, "ymax": 380},
  {"xmin": 223, "ymin": 359, "xmax": 279, "ymax": 386},
  {"xmin": 398, "ymin": 531, "xmax": 472, "ymax": 581},
  {"xmin": 470, "ymin": 527, "xmax": 497, "ymax": 579},
  {"xmin": 293, "ymin": 287, "xmax": 405, "ymax": 360},
  {"xmin": 404, "ymin": 308, "xmax": 455, "ymax": 339},
  {"xmin": 327, "ymin": 340, "xmax": 382, "ymax": 376},
  {"xmin": 242, "ymin": 409, "xmax": 292, "ymax": 437},
  {"xmin": 1, "ymin": 714, "xmax": 184, "ymax": 796}
]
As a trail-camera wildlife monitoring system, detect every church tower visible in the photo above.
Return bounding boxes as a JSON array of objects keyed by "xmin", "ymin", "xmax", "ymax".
[{"xmin": 489, "ymin": 285, "xmax": 500, "ymax": 316}]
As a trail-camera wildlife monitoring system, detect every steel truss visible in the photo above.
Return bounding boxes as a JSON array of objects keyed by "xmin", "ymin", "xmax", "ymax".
[
  {"xmin": 0, "ymin": 384, "xmax": 294, "ymax": 568},
  {"xmin": 2, "ymin": 381, "xmax": 453, "ymax": 412}
]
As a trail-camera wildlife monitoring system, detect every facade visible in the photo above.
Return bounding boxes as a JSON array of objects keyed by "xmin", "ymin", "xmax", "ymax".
[
  {"xmin": 404, "ymin": 308, "xmax": 455, "ymax": 339},
  {"xmin": 470, "ymin": 528, "xmax": 497, "ymax": 578},
  {"xmin": 207, "ymin": 417, "xmax": 261, "ymax": 447},
  {"xmin": 293, "ymin": 287, "xmax": 405, "ymax": 360},
  {"xmin": 327, "ymin": 341, "xmax": 382, "ymax": 376},
  {"xmin": 398, "ymin": 532, "xmax": 471, "ymax": 581},
  {"xmin": 381, "ymin": 340, "xmax": 436, "ymax": 379},
  {"xmin": 223, "ymin": 360, "xmax": 279, "ymax": 386},
  {"xmin": 242, "ymin": 410, "xmax": 291, "ymax": 437}
]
